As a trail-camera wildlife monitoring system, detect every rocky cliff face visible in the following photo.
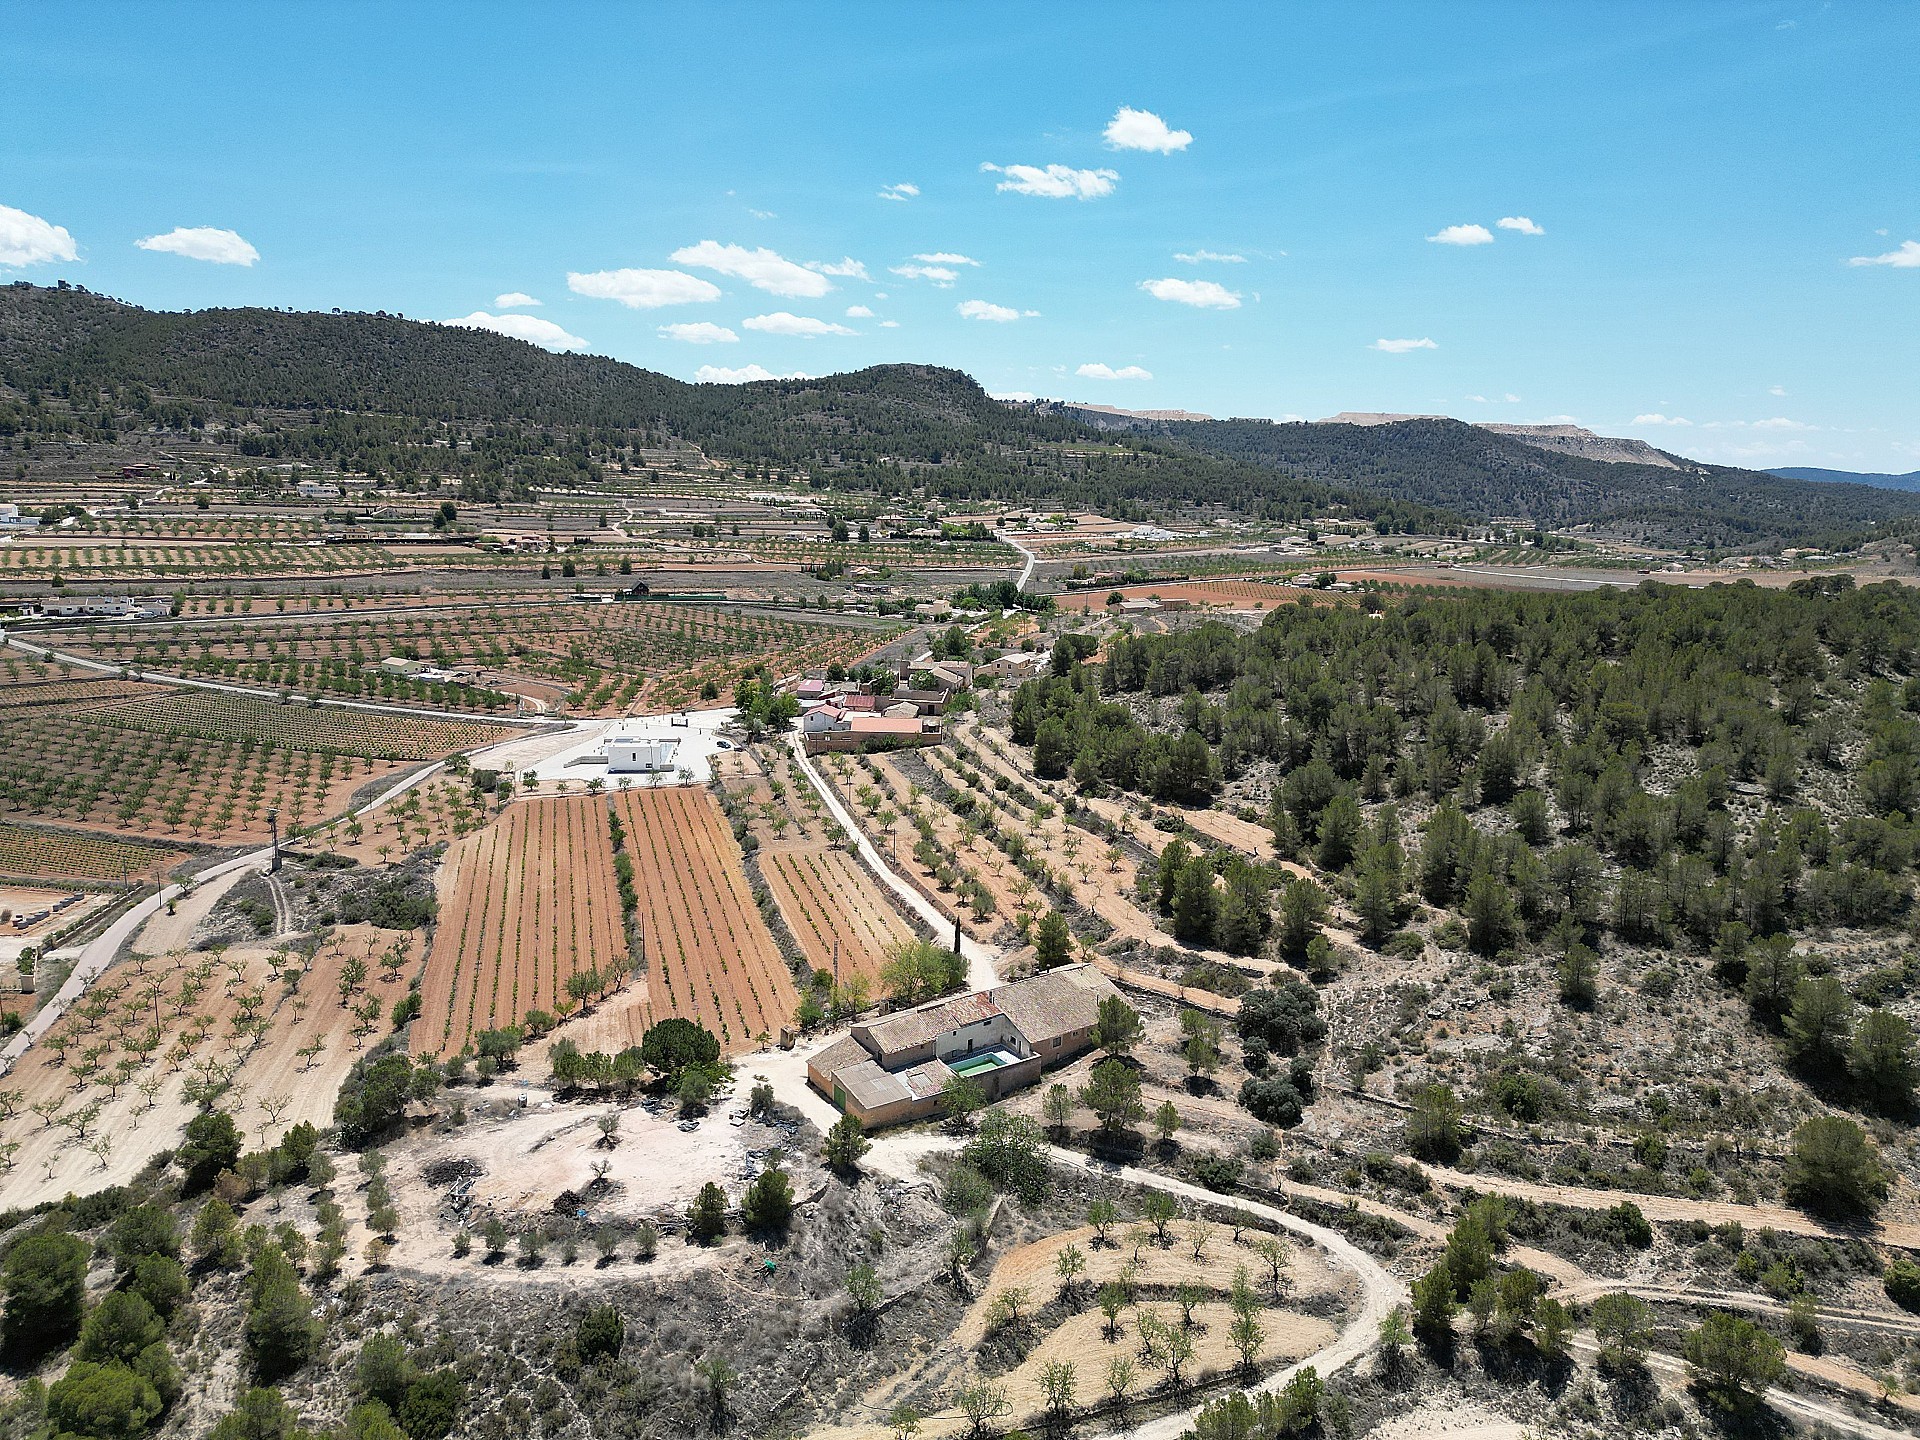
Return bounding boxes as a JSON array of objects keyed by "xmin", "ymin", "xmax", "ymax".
[{"xmin": 1478, "ymin": 423, "xmax": 1683, "ymax": 469}]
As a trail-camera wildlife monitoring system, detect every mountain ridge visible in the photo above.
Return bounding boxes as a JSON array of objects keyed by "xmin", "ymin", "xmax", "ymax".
[{"xmin": 3, "ymin": 283, "xmax": 1914, "ymax": 549}]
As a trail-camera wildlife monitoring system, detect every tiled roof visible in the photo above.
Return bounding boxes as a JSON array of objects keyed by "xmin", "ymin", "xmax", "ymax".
[
  {"xmin": 992, "ymin": 966, "xmax": 1117, "ymax": 1047},
  {"xmin": 861, "ymin": 989, "xmax": 1002, "ymax": 1054}
]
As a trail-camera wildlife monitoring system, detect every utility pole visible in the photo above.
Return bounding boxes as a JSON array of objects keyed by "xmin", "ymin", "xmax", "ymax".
[{"xmin": 267, "ymin": 806, "xmax": 281, "ymax": 874}]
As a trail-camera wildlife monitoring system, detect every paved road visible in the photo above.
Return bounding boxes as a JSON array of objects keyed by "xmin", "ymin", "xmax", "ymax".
[{"xmin": 998, "ymin": 533, "xmax": 1038, "ymax": 590}]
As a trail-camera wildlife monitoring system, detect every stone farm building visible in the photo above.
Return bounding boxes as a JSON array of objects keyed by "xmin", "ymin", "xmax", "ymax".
[{"xmin": 807, "ymin": 965, "xmax": 1122, "ymax": 1127}]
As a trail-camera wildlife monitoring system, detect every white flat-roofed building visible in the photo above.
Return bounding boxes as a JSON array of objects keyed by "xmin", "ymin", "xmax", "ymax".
[{"xmin": 605, "ymin": 733, "xmax": 680, "ymax": 774}]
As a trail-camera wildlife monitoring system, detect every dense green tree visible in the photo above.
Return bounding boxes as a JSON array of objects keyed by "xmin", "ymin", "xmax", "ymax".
[
  {"xmin": 1850, "ymin": 1008, "xmax": 1916, "ymax": 1111},
  {"xmin": 244, "ymin": 1245, "xmax": 321, "ymax": 1382},
  {"xmin": 1080, "ymin": 1058, "xmax": 1145, "ymax": 1134},
  {"xmin": 178, "ymin": 1108, "xmax": 243, "ymax": 1190},
  {"xmin": 1783, "ymin": 1115, "xmax": 1888, "ymax": 1218},
  {"xmin": 45, "ymin": 1360, "xmax": 164, "ymax": 1440},
  {"xmin": 3, "ymin": 1229, "xmax": 89, "ymax": 1357},
  {"xmin": 1683, "ymin": 1311, "xmax": 1785, "ymax": 1407},
  {"xmin": 1032, "ymin": 911, "xmax": 1072, "ymax": 970}
]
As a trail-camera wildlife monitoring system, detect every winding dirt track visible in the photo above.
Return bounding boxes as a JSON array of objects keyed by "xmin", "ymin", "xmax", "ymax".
[{"xmin": 1423, "ymin": 1165, "xmax": 1920, "ymax": 1252}]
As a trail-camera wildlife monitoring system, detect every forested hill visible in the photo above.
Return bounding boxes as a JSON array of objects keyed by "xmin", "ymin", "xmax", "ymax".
[
  {"xmin": 1132, "ymin": 414, "xmax": 1920, "ymax": 552},
  {"xmin": 4, "ymin": 282, "xmax": 1913, "ymax": 549},
  {"xmin": 0, "ymin": 283, "xmax": 1439, "ymax": 530}
]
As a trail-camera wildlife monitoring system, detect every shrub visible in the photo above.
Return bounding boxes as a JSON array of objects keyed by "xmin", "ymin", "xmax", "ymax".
[
  {"xmin": 576, "ymin": 1305, "xmax": 625, "ymax": 1363},
  {"xmin": 1884, "ymin": 1258, "xmax": 1920, "ymax": 1312}
]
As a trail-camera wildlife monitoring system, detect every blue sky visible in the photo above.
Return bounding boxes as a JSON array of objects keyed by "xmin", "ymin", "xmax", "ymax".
[{"xmin": 3, "ymin": 2, "xmax": 1915, "ymax": 471}]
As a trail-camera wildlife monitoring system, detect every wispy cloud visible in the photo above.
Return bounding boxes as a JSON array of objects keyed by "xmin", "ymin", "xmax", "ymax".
[
  {"xmin": 135, "ymin": 225, "xmax": 258, "ymax": 265},
  {"xmin": 494, "ymin": 292, "xmax": 541, "ymax": 308},
  {"xmin": 742, "ymin": 312, "xmax": 856, "ymax": 338},
  {"xmin": 695, "ymin": 363, "xmax": 811, "ymax": 384},
  {"xmin": 957, "ymin": 300, "xmax": 1035, "ymax": 322},
  {"xmin": 1769, "ymin": 385, "xmax": 1788, "ymax": 397},
  {"xmin": 671, "ymin": 240, "xmax": 832, "ymax": 297},
  {"xmin": 877, "ymin": 182, "xmax": 919, "ymax": 203},
  {"xmin": 658, "ymin": 321, "xmax": 738, "ymax": 344},
  {"xmin": 1103, "ymin": 106, "xmax": 1192, "ymax": 153},
  {"xmin": 806, "ymin": 256, "xmax": 870, "ymax": 281},
  {"xmin": 1632, "ymin": 413, "xmax": 1692, "ymax": 426},
  {"xmin": 914, "ymin": 252, "xmax": 980, "ymax": 267},
  {"xmin": 0, "ymin": 204, "xmax": 77, "ymax": 267},
  {"xmin": 981, "ymin": 163, "xmax": 1118, "ymax": 200},
  {"xmin": 891, "ymin": 263, "xmax": 959, "ymax": 287},
  {"xmin": 1139, "ymin": 277, "xmax": 1241, "ymax": 309},
  {"xmin": 444, "ymin": 311, "xmax": 586, "ymax": 352},
  {"xmin": 1174, "ymin": 249, "xmax": 1245, "ymax": 264},
  {"xmin": 1371, "ymin": 337, "xmax": 1437, "ymax": 353},
  {"xmin": 568, "ymin": 268, "xmax": 721, "ymax": 308},
  {"xmin": 1496, "ymin": 216, "xmax": 1545, "ymax": 236},
  {"xmin": 1077, "ymin": 362, "xmax": 1153, "ymax": 381},
  {"xmin": 1846, "ymin": 239, "xmax": 1920, "ymax": 268},
  {"xmin": 845, "ymin": 305, "xmax": 875, "ymax": 319},
  {"xmin": 1427, "ymin": 224, "xmax": 1494, "ymax": 246}
]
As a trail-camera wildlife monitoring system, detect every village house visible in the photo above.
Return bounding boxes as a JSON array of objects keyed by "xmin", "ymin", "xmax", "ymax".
[{"xmin": 806, "ymin": 965, "xmax": 1120, "ymax": 1127}]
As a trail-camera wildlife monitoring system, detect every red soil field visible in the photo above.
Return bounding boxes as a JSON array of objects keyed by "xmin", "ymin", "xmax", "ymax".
[
  {"xmin": 572, "ymin": 788, "xmax": 797, "ymax": 1057},
  {"xmin": 760, "ymin": 843, "xmax": 913, "ymax": 986},
  {"xmin": 412, "ymin": 795, "xmax": 627, "ymax": 1058}
]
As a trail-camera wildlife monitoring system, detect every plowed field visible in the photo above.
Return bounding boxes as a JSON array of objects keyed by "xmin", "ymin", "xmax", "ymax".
[
  {"xmin": 577, "ymin": 788, "xmax": 796, "ymax": 1055},
  {"xmin": 761, "ymin": 844, "xmax": 912, "ymax": 985},
  {"xmin": 413, "ymin": 795, "xmax": 627, "ymax": 1057}
]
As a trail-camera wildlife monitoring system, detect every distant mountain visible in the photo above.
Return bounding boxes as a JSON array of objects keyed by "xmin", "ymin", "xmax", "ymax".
[
  {"xmin": 1317, "ymin": 413, "xmax": 1682, "ymax": 469},
  {"xmin": 1770, "ymin": 466, "xmax": 1920, "ymax": 494},
  {"xmin": 3, "ymin": 282, "xmax": 1914, "ymax": 550}
]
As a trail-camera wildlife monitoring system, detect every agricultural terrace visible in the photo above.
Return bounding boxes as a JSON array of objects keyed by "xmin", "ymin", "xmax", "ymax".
[
  {"xmin": 2, "ymin": 535, "xmax": 405, "ymax": 580},
  {"xmin": 0, "ymin": 676, "xmax": 518, "ymax": 844},
  {"xmin": 414, "ymin": 795, "xmax": 627, "ymax": 1058},
  {"xmin": 1054, "ymin": 580, "xmax": 1316, "ymax": 613},
  {"xmin": 58, "ymin": 601, "xmax": 891, "ymax": 715},
  {"xmin": 574, "ymin": 787, "xmax": 795, "ymax": 1056},
  {"xmin": 760, "ymin": 845, "xmax": 913, "ymax": 986},
  {"xmin": 0, "ymin": 925, "xmax": 419, "ymax": 1209},
  {"xmin": 823, "ymin": 1218, "xmax": 1347, "ymax": 1440},
  {"xmin": 0, "ymin": 822, "xmax": 179, "ymax": 885}
]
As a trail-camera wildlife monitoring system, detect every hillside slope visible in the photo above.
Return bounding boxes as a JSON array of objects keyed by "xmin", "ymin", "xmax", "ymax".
[
  {"xmin": 3, "ymin": 283, "xmax": 1912, "ymax": 548},
  {"xmin": 1771, "ymin": 465, "xmax": 1920, "ymax": 494}
]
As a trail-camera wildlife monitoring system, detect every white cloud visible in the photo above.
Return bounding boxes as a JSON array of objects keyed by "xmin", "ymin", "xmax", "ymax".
[
  {"xmin": 806, "ymin": 256, "xmax": 870, "ymax": 281},
  {"xmin": 914, "ymin": 252, "xmax": 980, "ymax": 267},
  {"xmin": 981, "ymin": 163, "xmax": 1118, "ymax": 200},
  {"xmin": 1103, "ymin": 106, "xmax": 1193, "ymax": 153},
  {"xmin": 1077, "ymin": 362, "xmax": 1153, "ymax": 381},
  {"xmin": 1465, "ymin": 395, "xmax": 1488, "ymax": 404},
  {"xmin": 1632, "ymin": 413, "xmax": 1693, "ymax": 426},
  {"xmin": 845, "ymin": 305, "xmax": 875, "ymax": 319},
  {"xmin": 748, "ymin": 208, "xmax": 776, "ymax": 220},
  {"xmin": 443, "ymin": 311, "xmax": 587, "ymax": 352},
  {"xmin": 135, "ymin": 226, "xmax": 259, "ymax": 266},
  {"xmin": 0, "ymin": 204, "xmax": 77, "ymax": 267},
  {"xmin": 1504, "ymin": 393, "xmax": 1521, "ymax": 403},
  {"xmin": 1427, "ymin": 223, "xmax": 1494, "ymax": 246},
  {"xmin": 494, "ymin": 292, "xmax": 541, "ymax": 308},
  {"xmin": 1752, "ymin": 416, "xmax": 1813, "ymax": 430},
  {"xmin": 1846, "ymin": 239, "xmax": 1920, "ymax": 268},
  {"xmin": 742, "ymin": 311, "xmax": 856, "ymax": 337},
  {"xmin": 877, "ymin": 182, "xmax": 919, "ymax": 203},
  {"xmin": 694, "ymin": 363, "xmax": 810, "ymax": 384},
  {"xmin": 992, "ymin": 390, "xmax": 1038, "ymax": 402},
  {"xmin": 1769, "ymin": 385, "xmax": 1788, "ymax": 397},
  {"xmin": 1496, "ymin": 216, "xmax": 1545, "ymax": 236},
  {"xmin": 1174, "ymin": 249, "xmax": 1246, "ymax": 264},
  {"xmin": 879, "ymin": 320, "xmax": 900, "ymax": 328},
  {"xmin": 671, "ymin": 240, "xmax": 832, "ymax": 297},
  {"xmin": 1371, "ymin": 337, "xmax": 1438, "ymax": 353},
  {"xmin": 568, "ymin": 268, "xmax": 721, "ymax": 308},
  {"xmin": 1139, "ymin": 277, "xmax": 1241, "ymax": 309},
  {"xmin": 957, "ymin": 300, "xmax": 1028, "ymax": 322},
  {"xmin": 658, "ymin": 321, "xmax": 738, "ymax": 344},
  {"xmin": 892, "ymin": 263, "xmax": 959, "ymax": 287}
]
